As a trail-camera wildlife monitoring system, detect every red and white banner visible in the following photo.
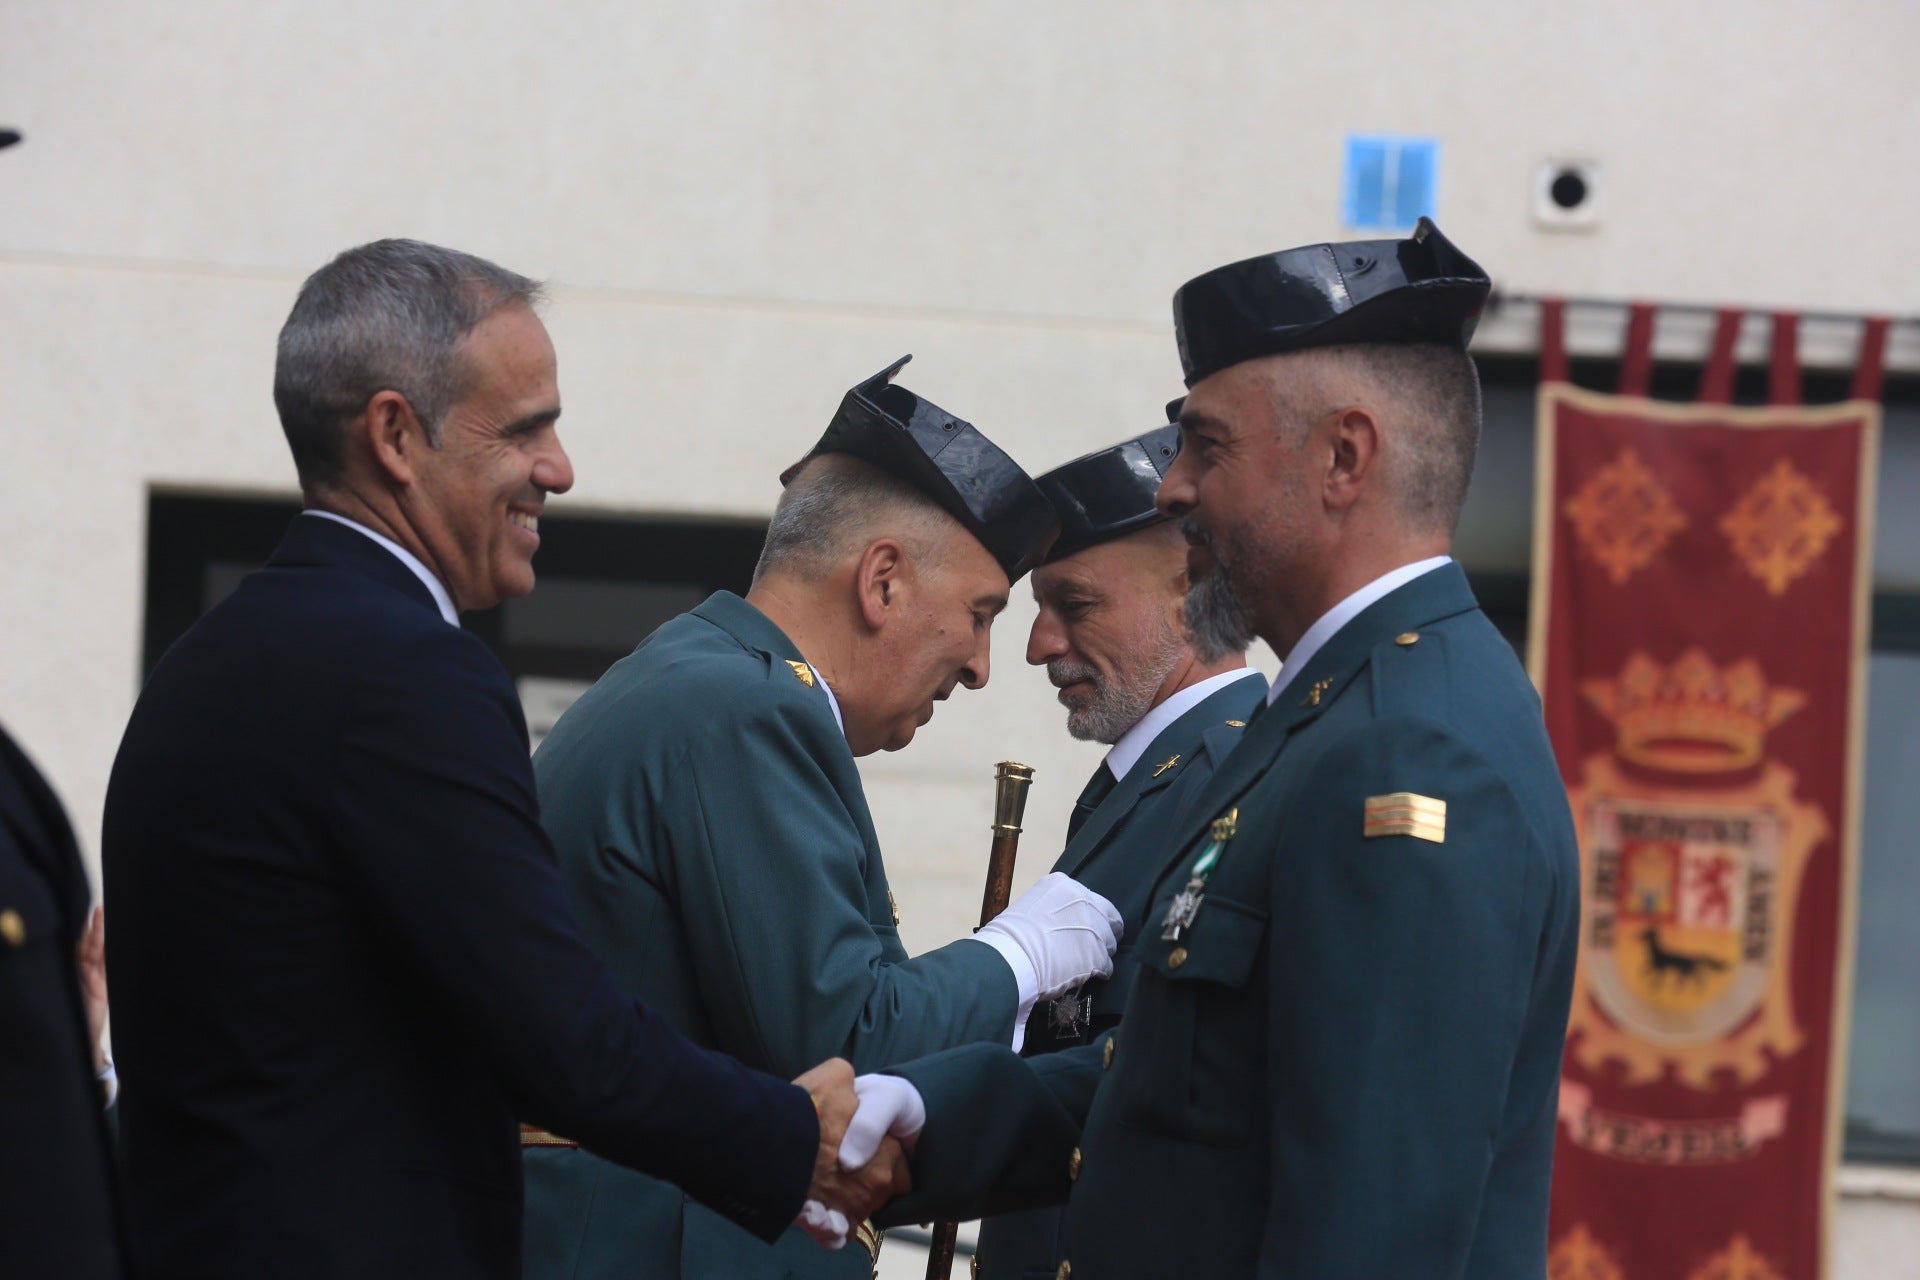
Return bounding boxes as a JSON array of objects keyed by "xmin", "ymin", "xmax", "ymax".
[{"xmin": 1529, "ymin": 302, "xmax": 1883, "ymax": 1280}]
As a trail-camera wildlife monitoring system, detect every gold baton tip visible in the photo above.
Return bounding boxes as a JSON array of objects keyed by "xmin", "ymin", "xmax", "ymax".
[{"xmin": 992, "ymin": 760, "xmax": 1035, "ymax": 832}]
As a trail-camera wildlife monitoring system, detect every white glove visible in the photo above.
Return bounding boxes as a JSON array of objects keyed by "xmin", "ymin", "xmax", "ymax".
[
  {"xmin": 837, "ymin": 1073, "xmax": 928, "ymax": 1171},
  {"xmin": 975, "ymin": 871, "xmax": 1123, "ymax": 1003},
  {"xmin": 796, "ymin": 1199, "xmax": 848, "ymax": 1250}
]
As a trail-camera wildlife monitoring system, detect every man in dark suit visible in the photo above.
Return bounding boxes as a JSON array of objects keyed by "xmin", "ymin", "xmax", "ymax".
[
  {"xmin": 972, "ymin": 424, "xmax": 1264, "ymax": 1279},
  {"xmin": 1, "ymin": 723, "xmax": 129, "ymax": 1278},
  {"xmin": 848, "ymin": 220, "xmax": 1581, "ymax": 1278},
  {"xmin": 102, "ymin": 239, "xmax": 893, "ymax": 1280}
]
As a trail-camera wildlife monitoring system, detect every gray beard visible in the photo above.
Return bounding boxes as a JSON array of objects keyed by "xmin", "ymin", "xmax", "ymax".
[
  {"xmin": 1051, "ymin": 624, "xmax": 1185, "ymax": 745},
  {"xmin": 1184, "ymin": 561, "xmax": 1257, "ymax": 662}
]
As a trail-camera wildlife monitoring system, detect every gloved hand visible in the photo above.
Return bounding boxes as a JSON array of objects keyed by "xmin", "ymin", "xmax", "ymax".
[
  {"xmin": 795, "ymin": 1199, "xmax": 849, "ymax": 1250},
  {"xmin": 975, "ymin": 872, "xmax": 1123, "ymax": 1002},
  {"xmin": 838, "ymin": 1073, "xmax": 928, "ymax": 1171}
]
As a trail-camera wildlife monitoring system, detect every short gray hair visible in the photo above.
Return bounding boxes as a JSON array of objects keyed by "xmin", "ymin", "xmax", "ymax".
[
  {"xmin": 1363, "ymin": 343, "xmax": 1482, "ymax": 533},
  {"xmin": 753, "ymin": 454, "xmax": 959, "ymax": 584},
  {"xmin": 1265, "ymin": 343, "xmax": 1482, "ymax": 535},
  {"xmin": 273, "ymin": 238, "xmax": 543, "ymax": 490}
]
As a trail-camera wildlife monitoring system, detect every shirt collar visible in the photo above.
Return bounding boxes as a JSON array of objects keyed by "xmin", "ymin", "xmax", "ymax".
[
  {"xmin": 1266, "ymin": 555, "xmax": 1453, "ymax": 706},
  {"xmin": 808, "ymin": 664, "xmax": 846, "ymax": 737},
  {"xmin": 301, "ymin": 510, "xmax": 460, "ymax": 627},
  {"xmin": 1105, "ymin": 667, "xmax": 1263, "ymax": 782}
]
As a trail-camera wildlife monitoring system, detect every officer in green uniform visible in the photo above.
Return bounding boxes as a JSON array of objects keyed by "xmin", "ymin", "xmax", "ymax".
[
  {"xmin": 975, "ymin": 425, "xmax": 1265, "ymax": 1280},
  {"xmin": 850, "ymin": 221, "xmax": 1582, "ymax": 1279},
  {"xmin": 522, "ymin": 356, "xmax": 1125, "ymax": 1280}
]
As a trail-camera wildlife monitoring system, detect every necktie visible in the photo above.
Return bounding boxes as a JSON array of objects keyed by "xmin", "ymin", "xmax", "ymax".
[{"xmin": 1066, "ymin": 763, "xmax": 1119, "ymax": 841}]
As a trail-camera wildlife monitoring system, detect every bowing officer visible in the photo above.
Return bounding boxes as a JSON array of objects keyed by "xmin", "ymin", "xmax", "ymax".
[
  {"xmin": 974, "ymin": 425, "xmax": 1264, "ymax": 1280},
  {"xmin": 523, "ymin": 357, "xmax": 1124, "ymax": 1280},
  {"xmin": 856, "ymin": 220, "xmax": 1582, "ymax": 1279}
]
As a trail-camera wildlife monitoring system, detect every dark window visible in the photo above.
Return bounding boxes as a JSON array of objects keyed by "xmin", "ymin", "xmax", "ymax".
[{"xmin": 142, "ymin": 492, "xmax": 767, "ymax": 747}]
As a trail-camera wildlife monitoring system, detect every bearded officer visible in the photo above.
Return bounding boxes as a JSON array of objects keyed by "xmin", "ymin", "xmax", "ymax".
[
  {"xmin": 973, "ymin": 424, "xmax": 1264, "ymax": 1280},
  {"xmin": 846, "ymin": 220, "xmax": 1581, "ymax": 1279},
  {"xmin": 522, "ymin": 356, "xmax": 1124, "ymax": 1280}
]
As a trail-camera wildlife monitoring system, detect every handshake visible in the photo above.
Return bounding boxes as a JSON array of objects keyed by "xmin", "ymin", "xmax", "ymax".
[
  {"xmin": 791, "ymin": 1061, "xmax": 927, "ymax": 1248},
  {"xmin": 789, "ymin": 871, "xmax": 1123, "ymax": 1247}
]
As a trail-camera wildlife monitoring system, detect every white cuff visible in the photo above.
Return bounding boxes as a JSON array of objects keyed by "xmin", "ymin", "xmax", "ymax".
[
  {"xmin": 967, "ymin": 934, "xmax": 1037, "ymax": 1052},
  {"xmin": 97, "ymin": 1058, "xmax": 118, "ymax": 1110}
]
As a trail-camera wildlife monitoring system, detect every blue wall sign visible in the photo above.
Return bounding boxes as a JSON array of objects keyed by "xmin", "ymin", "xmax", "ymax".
[{"xmin": 1343, "ymin": 134, "xmax": 1439, "ymax": 231}]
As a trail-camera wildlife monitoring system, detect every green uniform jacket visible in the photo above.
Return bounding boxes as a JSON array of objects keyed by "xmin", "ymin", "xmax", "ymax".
[
  {"xmin": 882, "ymin": 564, "xmax": 1581, "ymax": 1279},
  {"xmin": 523, "ymin": 592, "xmax": 1019, "ymax": 1280},
  {"xmin": 979, "ymin": 671, "xmax": 1265, "ymax": 1280}
]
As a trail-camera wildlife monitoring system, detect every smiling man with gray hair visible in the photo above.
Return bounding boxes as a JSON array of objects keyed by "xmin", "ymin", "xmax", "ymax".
[{"xmin": 103, "ymin": 238, "xmax": 887, "ymax": 1280}]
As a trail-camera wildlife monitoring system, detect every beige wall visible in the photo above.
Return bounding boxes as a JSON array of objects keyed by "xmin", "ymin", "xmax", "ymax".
[
  {"xmin": 8, "ymin": 0, "xmax": 1917, "ymax": 880},
  {"xmin": 4, "ymin": 1, "xmax": 1916, "ymax": 1268}
]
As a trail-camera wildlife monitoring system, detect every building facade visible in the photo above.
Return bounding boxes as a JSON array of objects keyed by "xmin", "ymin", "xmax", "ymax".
[{"xmin": 3, "ymin": 2, "xmax": 1915, "ymax": 1272}]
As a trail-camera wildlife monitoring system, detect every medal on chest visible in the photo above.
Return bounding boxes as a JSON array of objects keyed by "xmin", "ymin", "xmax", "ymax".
[
  {"xmin": 1046, "ymin": 990, "xmax": 1094, "ymax": 1039},
  {"xmin": 1161, "ymin": 807, "xmax": 1237, "ymax": 942}
]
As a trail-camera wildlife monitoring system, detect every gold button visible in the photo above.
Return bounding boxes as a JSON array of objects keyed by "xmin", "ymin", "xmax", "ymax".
[
  {"xmin": 1068, "ymin": 1146, "xmax": 1082, "ymax": 1180},
  {"xmin": 1168, "ymin": 946, "xmax": 1188, "ymax": 970},
  {"xmin": 971, "ymin": 1255, "xmax": 980, "ymax": 1279},
  {"xmin": 1056, "ymin": 1262, "xmax": 1072, "ymax": 1280},
  {"xmin": 1395, "ymin": 631, "xmax": 1420, "ymax": 646},
  {"xmin": 1102, "ymin": 1036, "xmax": 1115, "ymax": 1069},
  {"xmin": 0, "ymin": 909, "xmax": 23, "ymax": 947}
]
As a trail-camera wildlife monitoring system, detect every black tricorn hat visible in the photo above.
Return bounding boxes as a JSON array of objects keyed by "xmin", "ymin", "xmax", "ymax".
[
  {"xmin": 1036, "ymin": 425, "xmax": 1181, "ymax": 563},
  {"xmin": 780, "ymin": 356, "xmax": 1059, "ymax": 581},
  {"xmin": 1172, "ymin": 217, "xmax": 1490, "ymax": 388}
]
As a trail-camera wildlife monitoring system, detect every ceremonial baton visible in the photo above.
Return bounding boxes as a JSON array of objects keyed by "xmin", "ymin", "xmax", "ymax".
[{"xmin": 925, "ymin": 760, "xmax": 1034, "ymax": 1280}]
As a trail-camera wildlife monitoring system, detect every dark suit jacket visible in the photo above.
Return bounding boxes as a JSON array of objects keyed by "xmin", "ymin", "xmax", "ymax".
[
  {"xmin": 884, "ymin": 564, "xmax": 1581, "ymax": 1279},
  {"xmin": 980, "ymin": 673, "xmax": 1264, "ymax": 1280},
  {"xmin": 0, "ymin": 724, "xmax": 129, "ymax": 1279},
  {"xmin": 103, "ymin": 515, "xmax": 816, "ymax": 1280}
]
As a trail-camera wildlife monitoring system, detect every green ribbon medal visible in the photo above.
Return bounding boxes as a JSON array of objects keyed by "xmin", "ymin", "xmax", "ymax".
[{"xmin": 1160, "ymin": 807, "xmax": 1237, "ymax": 942}]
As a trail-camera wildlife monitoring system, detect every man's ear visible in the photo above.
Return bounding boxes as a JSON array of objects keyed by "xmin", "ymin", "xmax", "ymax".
[
  {"xmin": 854, "ymin": 538, "xmax": 908, "ymax": 631},
  {"xmin": 361, "ymin": 390, "xmax": 427, "ymax": 488},
  {"xmin": 1323, "ymin": 405, "xmax": 1382, "ymax": 512}
]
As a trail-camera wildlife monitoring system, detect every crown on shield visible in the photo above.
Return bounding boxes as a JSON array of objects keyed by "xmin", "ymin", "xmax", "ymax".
[{"xmin": 1580, "ymin": 649, "xmax": 1805, "ymax": 776}]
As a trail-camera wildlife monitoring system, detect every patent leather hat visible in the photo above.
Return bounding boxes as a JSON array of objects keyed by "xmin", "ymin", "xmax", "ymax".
[
  {"xmin": 780, "ymin": 355, "xmax": 1059, "ymax": 582},
  {"xmin": 1172, "ymin": 217, "xmax": 1490, "ymax": 388},
  {"xmin": 1036, "ymin": 424, "xmax": 1181, "ymax": 563}
]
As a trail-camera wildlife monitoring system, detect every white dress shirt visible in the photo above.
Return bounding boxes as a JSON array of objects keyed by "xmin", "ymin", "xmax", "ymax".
[
  {"xmin": 1100, "ymin": 667, "xmax": 1265, "ymax": 786},
  {"xmin": 301, "ymin": 510, "xmax": 459, "ymax": 627},
  {"xmin": 1267, "ymin": 556, "xmax": 1453, "ymax": 706},
  {"xmin": 807, "ymin": 664, "xmax": 845, "ymax": 736}
]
